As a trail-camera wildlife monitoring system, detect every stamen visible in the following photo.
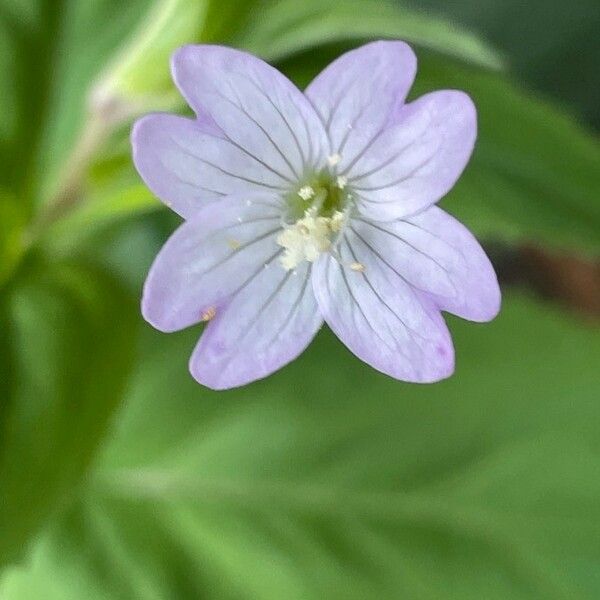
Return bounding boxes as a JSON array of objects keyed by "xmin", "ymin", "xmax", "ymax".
[
  {"xmin": 327, "ymin": 153, "xmax": 342, "ymax": 167},
  {"xmin": 298, "ymin": 186, "xmax": 315, "ymax": 201},
  {"xmin": 201, "ymin": 307, "xmax": 217, "ymax": 321},
  {"xmin": 329, "ymin": 211, "xmax": 345, "ymax": 233},
  {"xmin": 277, "ymin": 208, "xmax": 337, "ymax": 270},
  {"xmin": 336, "ymin": 176, "xmax": 347, "ymax": 190}
]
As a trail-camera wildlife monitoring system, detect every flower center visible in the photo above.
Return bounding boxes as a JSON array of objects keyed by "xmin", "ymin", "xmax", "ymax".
[{"xmin": 277, "ymin": 159, "xmax": 352, "ymax": 271}]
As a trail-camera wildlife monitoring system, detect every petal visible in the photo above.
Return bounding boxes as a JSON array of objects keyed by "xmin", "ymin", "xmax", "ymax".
[
  {"xmin": 132, "ymin": 113, "xmax": 289, "ymax": 219},
  {"xmin": 171, "ymin": 44, "xmax": 328, "ymax": 178},
  {"xmin": 190, "ymin": 261, "xmax": 322, "ymax": 390},
  {"xmin": 142, "ymin": 195, "xmax": 284, "ymax": 332},
  {"xmin": 305, "ymin": 41, "xmax": 416, "ymax": 166},
  {"xmin": 350, "ymin": 207, "xmax": 501, "ymax": 322},
  {"xmin": 312, "ymin": 231, "xmax": 454, "ymax": 383},
  {"xmin": 347, "ymin": 90, "xmax": 477, "ymax": 221},
  {"xmin": 403, "ymin": 207, "xmax": 500, "ymax": 321}
]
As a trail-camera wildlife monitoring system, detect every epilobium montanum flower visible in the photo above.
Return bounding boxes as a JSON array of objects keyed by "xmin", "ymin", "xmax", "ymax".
[{"xmin": 132, "ymin": 42, "xmax": 501, "ymax": 390}]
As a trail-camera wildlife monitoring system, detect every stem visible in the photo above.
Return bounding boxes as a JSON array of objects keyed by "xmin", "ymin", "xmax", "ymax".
[
  {"xmin": 34, "ymin": 116, "xmax": 109, "ymax": 230},
  {"xmin": 24, "ymin": 87, "xmax": 137, "ymax": 247}
]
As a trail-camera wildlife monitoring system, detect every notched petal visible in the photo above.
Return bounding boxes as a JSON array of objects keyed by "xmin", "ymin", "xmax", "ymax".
[
  {"xmin": 190, "ymin": 261, "xmax": 322, "ymax": 390},
  {"xmin": 401, "ymin": 206, "xmax": 501, "ymax": 321},
  {"xmin": 131, "ymin": 113, "xmax": 290, "ymax": 219},
  {"xmin": 306, "ymin": 41, "xmax": 417, "ymax": 163},
  {"xmin": 171, "ymin": 44, "xmax": 328, "ymax": 176},
  {"xmin": 141, "ymin": 195, "xmax": 283, "ymax": 332},
  {"xmin": 312, "ymin": 231, "xmax": 454, "ymax": 383},
  {"xmin": 348, "ymin": 90, "xmax": 477, "ymax": 221}
]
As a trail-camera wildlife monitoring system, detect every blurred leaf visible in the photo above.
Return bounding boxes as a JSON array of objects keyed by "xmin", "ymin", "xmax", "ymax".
[
  {"xmin": 0, "ymin": 191, "xmax": 26, "ymax": 287},
  {"xmin": 0, "ymin": 0, "xmax": 151, "ymax": 210},
  {"xmin": 92, "ymin": 0, "xmax": 273, "ymax": 117},
  {"xmin": 42, "ymin": 136, "xmax": 160, "ymax": 256},
  {"xmin": 403, "ymin": 0, "xmax": 600, "ymax": 130},
  {"xmin": 237, "ymin": 0, "xmax": 505, "ymax": 69},
  {"xmin": 95, "ymin": 0, "xmax": 502, "ymax": 118},
  {"xmin": 0, "ymin": 261, "xmax": 137, "ymax": 568},
  {"xmin": 2, "ymin": 294, "xmax": 600, "ymax": 598},
  {"xmin": 91, "ymin": 0, "xmax": 209, "ymax": 116},
  {"xmin": 0, "ymin": 11, "xmax": 18, "ymax": 146}
]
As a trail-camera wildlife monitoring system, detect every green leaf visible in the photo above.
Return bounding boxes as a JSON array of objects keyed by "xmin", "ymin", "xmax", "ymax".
[
  {"xmin": 235, "ymin": 0, "xmax": 505, "ymax": 70},
  {"xmin": 2, "ymin": 294, "xmax": 600, "ymax": 598},
  {"xmin": 0, "ymin": 261, "xmax": 137, "ymax": 568}
]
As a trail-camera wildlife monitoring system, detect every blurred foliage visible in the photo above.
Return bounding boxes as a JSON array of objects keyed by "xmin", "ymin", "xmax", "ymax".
[
  {"xmin": 0, "ymin": 0, "xmax": 599, "ymax": 598},
  {"xmin": 0, "ymin": 261, "xmax": 137, "ymax": 568},
  {"xmin": 406, "ymin": 0, "xmax": 600, "ymax": 130},
  {"xmin": 235, "ymin": 0, "xmax": 505, "ymax": 68},
  {"xmin": 2, "ymin": 295, "xmax": 600, "ymax": 598},
  {"xmin": 0, "ymin": 0, "xmax": 151, "ymax": 209}
]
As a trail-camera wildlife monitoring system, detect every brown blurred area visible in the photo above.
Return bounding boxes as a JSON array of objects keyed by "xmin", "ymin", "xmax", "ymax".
[{"xmin": 491, "ymin": 243, "xmax": 600, "ymax": 319}]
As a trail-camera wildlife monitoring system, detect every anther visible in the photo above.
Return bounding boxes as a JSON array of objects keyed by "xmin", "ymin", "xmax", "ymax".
[
  {"xmin": 201, "ymin": 307, "xmax": 217, "ymax": 321},
  {"xmin": 298, "ymin": 186, "xmax": 315, "ymax": 201},
  {"xmin": 336, "ymin": 176, "xmax": 347, "ymax": 190},
  {"xmin": 330, "ymin": 211, "xmax": 345, "ymax": 232},
  {"xmin": 327, "ymin": 153, "xmax": 342, "ymax": 167}
]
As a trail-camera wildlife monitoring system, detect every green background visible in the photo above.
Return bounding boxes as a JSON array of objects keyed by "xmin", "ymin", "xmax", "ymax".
[{"xmin": 0, "ymin": 0, "xmax": 599, "ymax": 598}]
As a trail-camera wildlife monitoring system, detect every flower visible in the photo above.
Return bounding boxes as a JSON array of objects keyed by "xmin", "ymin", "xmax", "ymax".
[{"xmin": 132, "ymin": 41, "xmax": 500, "ymax": 390}]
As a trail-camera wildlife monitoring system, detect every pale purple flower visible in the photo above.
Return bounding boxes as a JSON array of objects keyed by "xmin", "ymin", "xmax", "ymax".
[{"xmin": 132, "ymin": 41, "xmax": 500, "ymax": 390}]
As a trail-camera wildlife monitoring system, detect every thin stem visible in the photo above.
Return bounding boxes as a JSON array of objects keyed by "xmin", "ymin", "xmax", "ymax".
[{"xmin": 24, "ymin": 88, "xmax": 136, "ymax": 246}]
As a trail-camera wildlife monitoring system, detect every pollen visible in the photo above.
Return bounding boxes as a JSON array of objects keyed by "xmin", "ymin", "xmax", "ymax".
[
  {"xmin": 228, "ymin": 239, "xmax": 241, "ymax": 249},
  {"xmin": 298, "ymin": 186, "xmax": 315, "ymax": 201},
  {"xmin": 336, "ymin": 176, "xmax": 347, "ymax": 190},
  {"xmin": 329, "ymin": 210, "xmax": 345, "ymax": 232},
  {"xmin": 350, "ymin": 262, "xmax": 365, "ymax": 272},
  {"xmin": 201, "ymin": 306, "xmax": 217, "ymax": 321},
  {"xmin": 277, "ymin": 208, "xmax": 343, "ymax": 270},
  {"xmin": 327, "ymin": 153, "xmax": 342, "ymax": 167}
]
